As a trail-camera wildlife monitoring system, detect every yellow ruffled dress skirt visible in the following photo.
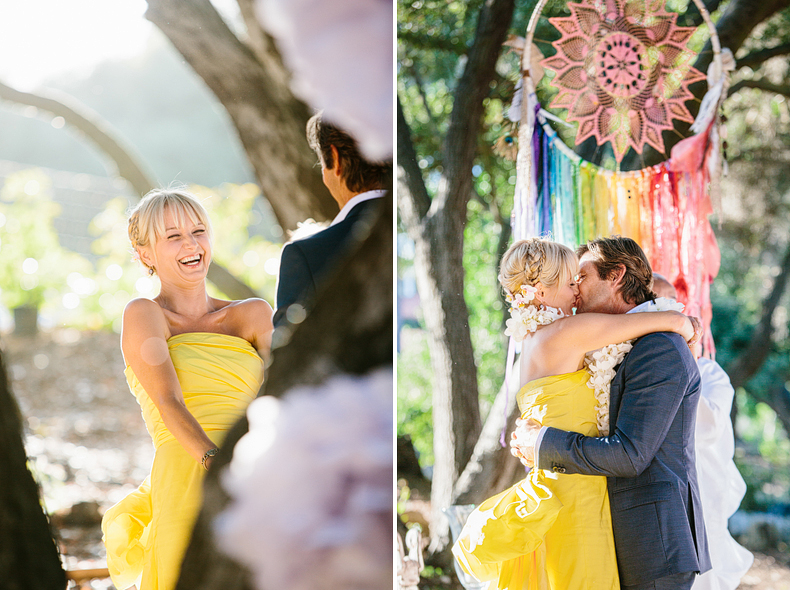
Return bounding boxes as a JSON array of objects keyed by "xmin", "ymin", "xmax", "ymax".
[
  {"xmin": 453, "ymin": 369, "xmax": 619, "ymax": 590},
  {"xmin": 102, "ymin": 333, "xmax": 264, "ymax": 590}
]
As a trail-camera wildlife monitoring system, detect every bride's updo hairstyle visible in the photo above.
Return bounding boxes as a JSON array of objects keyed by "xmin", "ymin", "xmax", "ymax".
[
  {"xmin": 128, "ymin": 187, "xmax": 213, "ymax": 275},
  {"xmin": 499, "ymin": 238, "xmax": 577, "ymax": 302}
]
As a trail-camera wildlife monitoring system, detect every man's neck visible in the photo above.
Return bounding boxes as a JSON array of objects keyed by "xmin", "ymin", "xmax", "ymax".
[
  {"xmin": 332, "ymin": 188, "xmax": 359, "ymax": 210},
  {"xmin": 611, "ymin": 299, "xmax": 637, "ymax": 314}
]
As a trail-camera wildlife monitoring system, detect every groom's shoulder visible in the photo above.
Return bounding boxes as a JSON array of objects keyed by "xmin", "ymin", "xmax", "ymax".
[
  {"xmin": 627, "ymin": 332, "xmax": 699, "ymax": 376},
  {"xmin": 633, "ymin": 331, "xmax": 686, "ymax": 350}
]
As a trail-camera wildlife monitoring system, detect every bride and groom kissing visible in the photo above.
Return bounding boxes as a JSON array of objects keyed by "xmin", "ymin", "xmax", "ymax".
[{"xmin": 454, "ymin": 235, "xmax": 711, "ymax": 590}]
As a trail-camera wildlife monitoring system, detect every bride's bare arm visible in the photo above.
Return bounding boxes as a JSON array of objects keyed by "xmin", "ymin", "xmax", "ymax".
[
  {"xmin": 547, "ymin": 310, "xmax": 695, "ymax": 357},
  {"xmin": 121, "ymin": 298, "xmax": 219, "ymax": 465}
]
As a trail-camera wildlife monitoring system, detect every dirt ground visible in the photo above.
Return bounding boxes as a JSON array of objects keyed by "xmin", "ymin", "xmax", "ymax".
[
  {"xmin": 5, "ymin": 329, "xmax": 153, "ymax": 589},
  {"xmin": 5, "ymin": 329, "xmax": 790, "ymax": 589}
]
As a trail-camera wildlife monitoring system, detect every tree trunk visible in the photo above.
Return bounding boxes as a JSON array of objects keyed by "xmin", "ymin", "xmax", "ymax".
[
  {"xmin": 727, "ymin": 242, "xmax": 790, "ymax": 391},
  {"xmin": 453, "ymin": 358, "xmax": 524, "ymax": 505},
  {"xmin": 144, "ymin": 0, "xmax": 338, "ymax": 231},
  {"xmin": 411, "ymin": 216, "xmax": 482, "ymax": 547},
  {"xmin": 0, "ymin": 349, "xmax": 67, "ymax": 590},
  {"xmin": 177, "ymin": 197, "xmax": 392, "ymax": 590},
  {"xmin": 397, "ymin": 0, "xmax": 517, "ymax": 551}
]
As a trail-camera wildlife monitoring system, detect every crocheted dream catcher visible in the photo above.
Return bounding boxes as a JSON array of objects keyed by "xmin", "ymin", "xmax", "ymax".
[
  {"xmin": 541, "ymin": 0, "xmax": 706, "ymax": 162},
  {"xmin": 504, "ymin": 0, "xmax": 731, "ymax": 358}
]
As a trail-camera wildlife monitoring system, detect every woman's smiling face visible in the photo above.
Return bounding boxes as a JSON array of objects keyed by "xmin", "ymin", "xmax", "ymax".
[{"xmin": 143, "ymin": 207, "xmax": 212, "ymax": 282}]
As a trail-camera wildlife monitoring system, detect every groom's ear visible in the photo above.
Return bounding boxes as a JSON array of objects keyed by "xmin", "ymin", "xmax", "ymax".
[{"xmin": 609, "ymin": 263, "xmax": 627, "ymax": 288}]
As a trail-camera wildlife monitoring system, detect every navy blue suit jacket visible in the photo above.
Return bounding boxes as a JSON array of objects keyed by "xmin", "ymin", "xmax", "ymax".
[
  {"xmin": 274, "ymin": 198, "xmax": 380, "ymax": 327},
  {"xmin": 538, "ymin": 332, "xmax": 711, "ymax": 586}
]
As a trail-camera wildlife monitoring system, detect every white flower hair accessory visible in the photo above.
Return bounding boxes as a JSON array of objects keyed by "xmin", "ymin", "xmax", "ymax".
[{"xmin": 503, "ymin": 284, "xmax": 564, "ymax": 342}]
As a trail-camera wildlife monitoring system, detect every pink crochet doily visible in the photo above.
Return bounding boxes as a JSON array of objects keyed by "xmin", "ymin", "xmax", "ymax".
[{"xmin": 542, "ymin": 0, "xmax": 706, "ymax": 162}]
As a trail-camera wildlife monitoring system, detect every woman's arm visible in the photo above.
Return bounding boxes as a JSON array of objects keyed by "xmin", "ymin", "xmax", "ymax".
[
  {"xmin": 548, "ymin": 310, "xmax": 695, "ymax": 357},
  {"xmin": 121, "ymin": 298, "xmax": 219, "ymax": 467}
]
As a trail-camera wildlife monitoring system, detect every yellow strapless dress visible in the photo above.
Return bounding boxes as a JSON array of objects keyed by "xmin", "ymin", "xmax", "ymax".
[
  {"xmin": 101, "ymin": 333, "xmax": 264, "ymax": 590},
  {"xmin": 453, "ymin": 369, "xmax": 619, "ymax": 589}
]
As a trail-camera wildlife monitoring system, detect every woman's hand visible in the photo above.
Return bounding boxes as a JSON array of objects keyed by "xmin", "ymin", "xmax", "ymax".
[
  {"xmin": 684, "ymin": 315, "xmax": 703, "ymax": 349},
  {"xmin": 509, "ymin": 417, "xmax": 542, "ymax": 468}
]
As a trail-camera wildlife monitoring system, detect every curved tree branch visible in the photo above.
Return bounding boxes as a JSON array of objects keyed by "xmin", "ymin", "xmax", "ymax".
[
  {"xmin": 728, "ymin": 77, "xmax": 790, "ymax": 99},
  {"xmin": 693, "ymin": 0, "xmax": 790, "ymax": 75},
  {"xmin": 0, "ymin": 80, "xmax": 258, "ymax": 300},
  {"xmin": 736, "ymin": 42, "xmax": 790, "ymax": 70},
  {"xmin": 397, "ymin": 96, "xmax": 432, "ymax": 227},
  {"xmin": 0, "ymin": 81, "xmax": 156, "ymax": 197},
  {"xmin": 439, "ymin": 0, "xmax": 516, "ymax": 215}
]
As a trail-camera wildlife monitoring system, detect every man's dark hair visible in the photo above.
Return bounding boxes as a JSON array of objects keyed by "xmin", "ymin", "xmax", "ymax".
[
  {"xmin": 577, "ymin": 236, "xmax": 657, "ymax": 305},
  {"xmin": 306, "ymin": 113, "xmax": 392, "ymax": 193}
]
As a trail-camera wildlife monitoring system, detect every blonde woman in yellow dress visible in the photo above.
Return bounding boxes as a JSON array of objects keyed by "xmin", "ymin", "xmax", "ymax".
[
  {"xmin": 101, "ymin": 188, "xmax": 273, "ymax": 590},
  {"xmin": 453, "ymin": 237, "xmax": 701, "ymax": 590}
]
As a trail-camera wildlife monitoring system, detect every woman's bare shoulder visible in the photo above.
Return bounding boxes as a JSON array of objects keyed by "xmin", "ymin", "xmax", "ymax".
[
  {"xmin": 122, "ymin": 298, "xmax": 168, "ymax": 335},
  {"xmin": 226, "ymin": 297, "xmax": 273, "ymax": 318},
  {"xmin": 226, "ymin": 298, "xmax": 274, "ymax": 336}
]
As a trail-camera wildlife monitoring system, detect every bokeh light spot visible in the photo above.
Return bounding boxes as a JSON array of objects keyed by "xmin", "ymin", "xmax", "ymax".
[
  {"xmin": 24, "ymin": 180, "xmax": 40, "ymax": 195},
  {"xmin": 135, "ymin": 277, "xmax": 154, "ymax": 294},
  {"xmin": 22, "ymin": 258, "xmax": 39, "ymax": 274},
  {"xmin": 63, "ymin": 293, "xmax": 80, "ymax": 309},
  {"xmin": 264, "ymin": 257, "xmax": 280, "ymax": 276},
  {"xmin": 243, "ymin": 250, "xmax": 259, "ymax": 267},
  {"xmin": 106, "ymin": 264, "xmax": 123, "ymax": 281}
]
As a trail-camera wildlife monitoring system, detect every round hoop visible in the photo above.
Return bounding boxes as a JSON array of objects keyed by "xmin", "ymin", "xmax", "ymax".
[{"xmin": 521, "ymin": 0, "xmax": 722, "ymax": 147}]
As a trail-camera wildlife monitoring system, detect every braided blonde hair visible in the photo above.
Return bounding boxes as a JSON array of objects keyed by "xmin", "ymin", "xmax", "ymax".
[
  {"xmin": 128, "ymin": 187, "xmax": 212, "ymax": 275},
  {"xmin": 499, "ymin": 238, "xmax": 577, "ymax": 300}
]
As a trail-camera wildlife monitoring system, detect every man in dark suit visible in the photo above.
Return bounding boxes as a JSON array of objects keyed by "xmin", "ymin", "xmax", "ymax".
[
  {"xmin": 274, "ymin": 113, "xmax": 391, "ymax": 328},
  {"xmin": 512, "ymin": 236, "xmax": 711, "ymax": 590}
]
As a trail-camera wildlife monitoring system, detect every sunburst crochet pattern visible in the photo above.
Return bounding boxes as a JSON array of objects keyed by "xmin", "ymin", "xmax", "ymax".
[{"xmin": 541, "ymin": 0, "xmax": 705, "ymax": 162}]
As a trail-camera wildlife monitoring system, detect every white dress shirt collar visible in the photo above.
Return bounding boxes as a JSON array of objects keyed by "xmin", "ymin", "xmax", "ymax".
[{"xmin": 330, "ymin": 190, "xmax": 387, "ymax": 226}]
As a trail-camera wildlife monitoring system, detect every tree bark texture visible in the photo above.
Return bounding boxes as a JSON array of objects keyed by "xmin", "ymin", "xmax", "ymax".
[
  {"xmin": 145, "ymin": 0, "xmax": 338, "ymax": 231},
  {"xmin": 727, "ymin": 242, "xmax": 790, "ymax": 393},
  {"xmin": 177, "ymin": 197, "xmax": 393, "ymax": 590},
  {"xmin": 397, "ymin": 0, "xmax": 516, "ymax": 551},
  {"xmin": 0, "ymin": 350, "xmax": 67, "ymax": 590}
]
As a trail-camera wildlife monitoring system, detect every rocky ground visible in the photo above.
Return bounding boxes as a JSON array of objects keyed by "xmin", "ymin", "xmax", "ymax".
[{"xmin": 4, "ymin": 329, "xmax": 790, "ymax": 589}]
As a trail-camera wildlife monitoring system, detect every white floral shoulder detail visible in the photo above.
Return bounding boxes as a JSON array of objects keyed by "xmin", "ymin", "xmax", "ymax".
[
  {"xmin": 503, "ymin": 284, "xmax": 565, "ymax": 342},
  {"xmin": 584, "ymin": 342, "xmax": 633, "ymax": 436}
]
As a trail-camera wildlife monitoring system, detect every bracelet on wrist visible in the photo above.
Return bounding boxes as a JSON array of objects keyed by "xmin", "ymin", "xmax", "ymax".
[{"xmin": 201, "ymin": 447, "xmax": 219, "ymax": 470}]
